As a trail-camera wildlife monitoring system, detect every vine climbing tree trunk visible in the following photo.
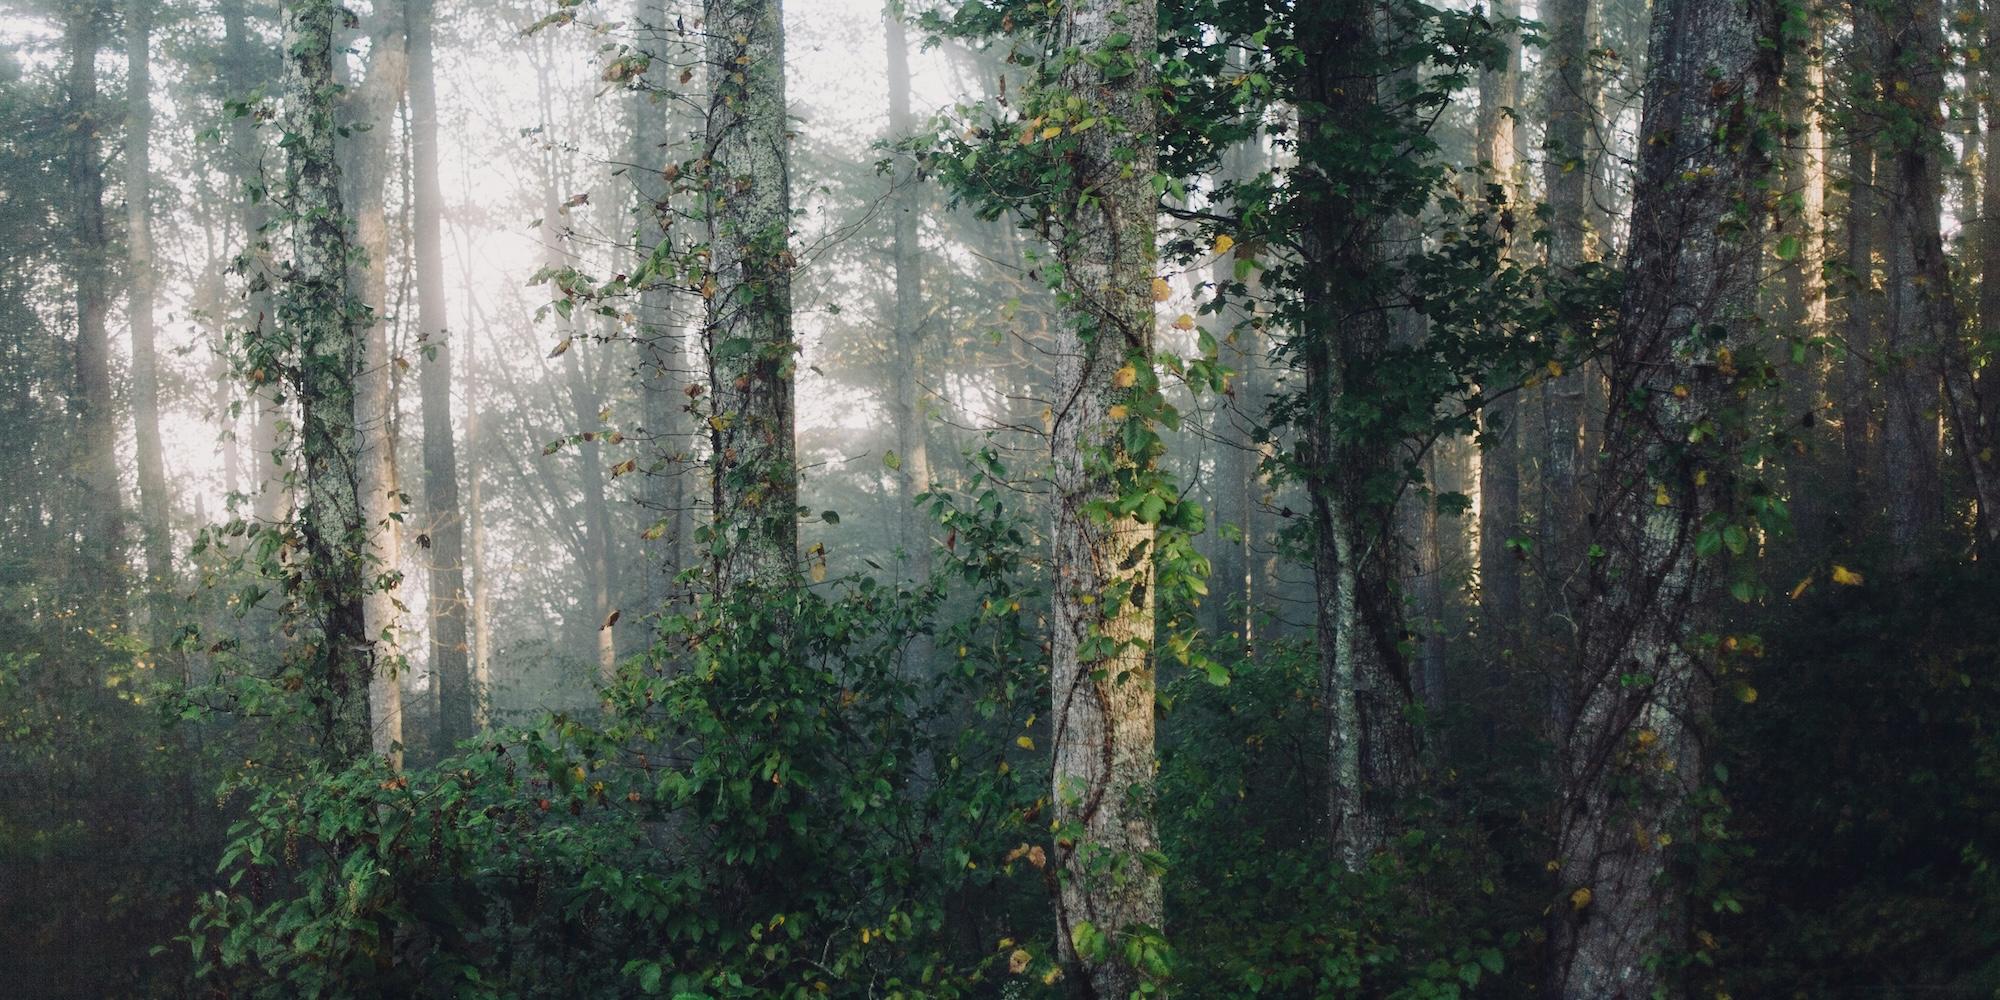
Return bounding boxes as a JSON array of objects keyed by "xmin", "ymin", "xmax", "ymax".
[
  {"xmin": 884, "ymin": 1, "xmax": 933, "ymax": 572},
  {"xmin": 1042, "ymin": 2, "xmax": 1167, "ymax": 994},
  {"xmin": 702, "ymin": 0, "xmax": 798, "ymax": 594},
  {"xmin": 1546, "ymin": 0, "xmax": 1778, "ymax": 988},
  {"xmin": 281, "ymin": 0, "xmax": 375, "ymax": 763}
]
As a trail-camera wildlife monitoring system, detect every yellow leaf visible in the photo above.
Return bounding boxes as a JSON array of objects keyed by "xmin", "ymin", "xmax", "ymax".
[
  {"xmin": 1547, "ymin": 359, "xmax": 1564, "ymax": 377},
  {"xmin": 1788, "ymin": 575, "xmax": 1812, "ymax": 599},
  {"xmin": 1735, "ymin": 684, "xmax": 1758, "ymax": 704},
  {"xmin": 1831, "ymin": 564, "xmax": 1864, "ymax": 586},
  {"xmin": 700, "ymin": 276, "xmax": 717, "ymax": 299},
  {"xmin": 1212, "ymin": 233, "xmax": 1236, "ymax": 255},
  {"xmin": 1655, "ymin": 484, "xmax": 1671, "ymax": 507},
  {"xmin": 1151, "ymin": 277, "xmax": 1171, "ymax": 301},
  {"xmin": 1570, "ymin": 887, "xmax": 1593, "ymax": 910},
  {"xmin": 1113, "ymin": 363, "xmax": 1138, "ymax": 389},
  {"xmin": 1107, "ymin": 404, "xmax": 1129, "ymax": 421},
  {"xmin": 1174, "ymin": 313, "xmax": 1196, "ymax": 330},
  {"xmin": 1016, "ymin": 735, "xmax": 1034, "ymax": 750},
  {"xmin": 1039, "ymin": 125, "xmax": 1062, "ymax": 140},
  {"xmin": 1009, "ymin": 948, "xmax": 1032, "ymax": 974},
  {"xmin": 810, "ymin": 560, "xmax": 828, "ymax": 583}
]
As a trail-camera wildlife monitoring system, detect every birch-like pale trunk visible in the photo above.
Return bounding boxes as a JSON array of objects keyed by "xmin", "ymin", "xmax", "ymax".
[
  {"xmin": 126, "ymin": 0, "xmax": 173, "ymax": 640},
  {"xmin": 408, "ymin": 0, "xmax": 474, "ymax": 742},
  {"xmin": 336, "ymin": 3, "xmax": 409, "ymax": 760},
  {"xmin": 1546, "ymin": 0, "xmax": 1776, "ymax": 988},
  {"xmin": 1044, "ymin": 1, "xmax": 1166, "ymax": 994},
  {"xmin": 703, "ymin": 0, "xmax": 798, "ymax": 594},
  {"xmin": 884, "ymin": 1, "xmax": 934, "ymax": 571},
  {"xmin": 283, "ymin": 0, "xmax": 374, "ymax": 763}
]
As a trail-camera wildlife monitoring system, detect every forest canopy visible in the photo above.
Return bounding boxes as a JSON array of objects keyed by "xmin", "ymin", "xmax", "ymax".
[{"xmin": 3, "ymin": 0, "xmax": 2000, "ymax": 997}]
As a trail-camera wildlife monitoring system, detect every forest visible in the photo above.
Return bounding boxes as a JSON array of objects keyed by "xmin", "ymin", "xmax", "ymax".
[{"xmin": 2, "ymin": 0, "xmax": 1999, "ymax": 995}]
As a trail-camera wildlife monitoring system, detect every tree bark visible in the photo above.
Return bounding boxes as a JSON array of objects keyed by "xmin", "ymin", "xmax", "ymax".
[
  {"xmin": 282, "ymin": 0, "xmax": 375, "ymax": 764},
  {"xmin": 1537, "ymin": 0, "xmax": 1596, "ymax": 602},
  {"xmin": 1477, "ymin": 0, "xmax": 1524, "ymax": 696},
  {"xmin": 703, "ymin": 0, "xmax": 798, "ymax": 594},
  {"xmin": 65, "ymin": 0, "xmax": 123, "ymax": 600},
  {"xmin": 126, "ymin": 0, "xmax": 173, "ymax": 641},
  {"xmin": 1042, "ymin": 2, "xmax": 1167, "ymax": 995},
  {"xmin": 407, "ymin": 0, "xmax": 473, "ymax": 742},
  {"xmin": 335, "ymin": 2, "xmax": 410, "ymax": 760},
  {"xmin": 884, "ymin": 1, "xmax": 934, "ymax": 572},
  {"xmin": 1545, "ymin": 0, "xmax": 1777, "ymax": 989},
  {"xmin": 1295, "ymin": 0, "xmax": 1422, "ymax": 867},
  {"xmin": 223, "ymin": 0, "xmax": 287, "ymax": 527}
]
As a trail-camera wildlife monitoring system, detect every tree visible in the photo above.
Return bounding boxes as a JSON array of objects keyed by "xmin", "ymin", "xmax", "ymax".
[
  {"xmin": 702, "ymin": 0, "xmax": 797, "ymax": 593},
  {"xmin": 1476, "ymin": 0, "xmax": 1524, "ymax": 696},
  {"xmin": 126, "ymin": 0, "xmax": 173, "ymax": 640},
  {"xmin": 884, "ymin": 0, "xmax": 933, "ymax": 571},
  {"xmin": 1292, "ymin": 0, "xmax": 1422, "ymax": 864},
  {"xmin": 65, "ymin": 0, "xmax": 123, "ymax": 600},
  {"xmin": 408, "ymin": 0, "xmax": 474, "ymax": 742},
  {"xmin": 1038, "ymin": 1, "xmax": 1169, "ymax": 993},
  {"xmin": 280, "ymin": 0, "xmax": 377, "ymax": 763},
  {"xmin": 1546, "ymin": 0, "xmax": 1779, "ymax": 988}
]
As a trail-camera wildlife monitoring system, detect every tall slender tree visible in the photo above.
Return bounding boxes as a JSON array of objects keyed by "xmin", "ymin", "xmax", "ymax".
[
  {"xmin": 65, "ymin": 0, "xmax": 122, "ymax": 599},
  {"xmin": 884, "ymin": 1, "xmax": 933, "ymax": 571},
  {"xmin": 1476, "ymin": 0, "xmax": 1524, "ymax": 691},
  {"xmin": 1293, "ymin": 0, "xmax": 1423, "ymax": 865},
  {"xmin": 1546, "ymin": 0, "xmax": 1778, "ymax": 987},
  {"xmin": 408, "ymin": 0, "xmax": 474, "ymax": 742},
  {"xmin": 126, "ymin": 0, "xmax": 173, "ymax": 639},
  {"xmin": 281, "ymin": 0, "xmax": 376, "ymax": 763},
  {"xmin": 702, "ymin": 0, "xmax": 797, "ymax": 593}
]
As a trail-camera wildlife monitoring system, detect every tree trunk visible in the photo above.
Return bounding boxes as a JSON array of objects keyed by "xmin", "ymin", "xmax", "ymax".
[
  {"xmin": 65, "ymin": 0, "xmax": 123, "ymax": 600},
  {"xmin": 407, "ymin": 0, "xmax": 473, "ymax": 742},
  {"xmin": 336, "ymin": 4, "xmax": 410, "ymax": 760},
  {"xmin": 126, "ymin": 0, "xmax": 173, "ymax": 641},
  {"xmin": 1537, "ymin": 0, "xmax": 1595, "ymax": 589},
  {"xmin": 282, "ymin": 0, "xmax": 375, "ymax": 764},
  {"xmin": 224, "ymin": 0, "xmax": 286, "ymax": 526},
  {"xmin": 1874, "ymin": 0, "xmax": 1949, "ymax": 561},
  {"xmin": 1295, "ymin": 0, "xmax": 1422, "ymax": 867},
  {"xmin": 1545, "ymin": 0, "xmax": 1777, "ymax": 988},
  {"xmin": 703, "ymin": 0, "xmax": 798, "ymax": 594},
  {"xmin": 630, "ymin": 12, "xmax": 691, "ymax": 633},
  {"xmin": 1210, "ymin": 140, "xmax": 1263, "ymax": 647},
  {"xmin": 884, "ymin": 1, "xmax": 934, "ymax": 572},
  {"xmin": 1040, "ymin": 2, "xmax": 1167, "ymax": 995},
  {"xmin": 1477, "ymin": 0, "xmax": 1524, "ymax": 697}
]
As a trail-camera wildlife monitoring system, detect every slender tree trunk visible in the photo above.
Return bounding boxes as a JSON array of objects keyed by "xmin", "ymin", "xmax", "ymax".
[
  {"xmin": 1780, "ymin": 17, "xmax": 1833, "ymax": 549},
  {"xmin": 1874, "ymin": 0, "xmax": 1949, "ymax": 560},
  {"xmin": 884, "ymin": 1, "xmax": 934, "ymax": 571},
  {"xmin": 1537, "ymin": 0, "xmax": 1595, "ymax": 613},
  {"xmin": 407, "ymin": 0, "xmax": 473, "ymax": 741},
  {"xmin": 462, "ymin": 252, "xmax": 493, "ymax": 726},
  {"xmin": 1545, "ymin": 0, "xmax": 1777, "ymax": 988},
  {"xmin": 282, "ymin": 0, "xmax": 374, "ymax": 763},
  {"xmin": 126, "ymin": 0, "xmax": 173, "ymax": 640},
  {"xmin": 703, "ymin": 0, "xmax": 798, "ymax": 593},
  {"xmin": 1842, "ymin": 87, "xmax": 1880, "ymax": 491},
  {"xmin": 1295, "ymin": 0, "xmax": 1422, "ymax": 868},
  {"xmin": 1477, "ymin": 0, "xmax": 1524, "ymax": 696},
  {"xmin": 224, "ymin": 0, "xmax": 286, "ymax": 525},
  {"xmin": 630, "ymin": 13, "xmax": 690, "ymax": 632},
  {"xmin": 336, "ymin": 3, "xmax": 410, "ymax": 759},
  {"xmin": 1210, "ymin": 141, "xmax": 1262, "ymax": 647},
  {"xmin": 65, "ymin": 0, "xmax": 123, "ymax": 599}
]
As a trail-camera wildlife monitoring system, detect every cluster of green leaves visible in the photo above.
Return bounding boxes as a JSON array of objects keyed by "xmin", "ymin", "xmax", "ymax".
[{"xmin": 186, "ymin": 476, "xmax": 1060, "ymax": 999}]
